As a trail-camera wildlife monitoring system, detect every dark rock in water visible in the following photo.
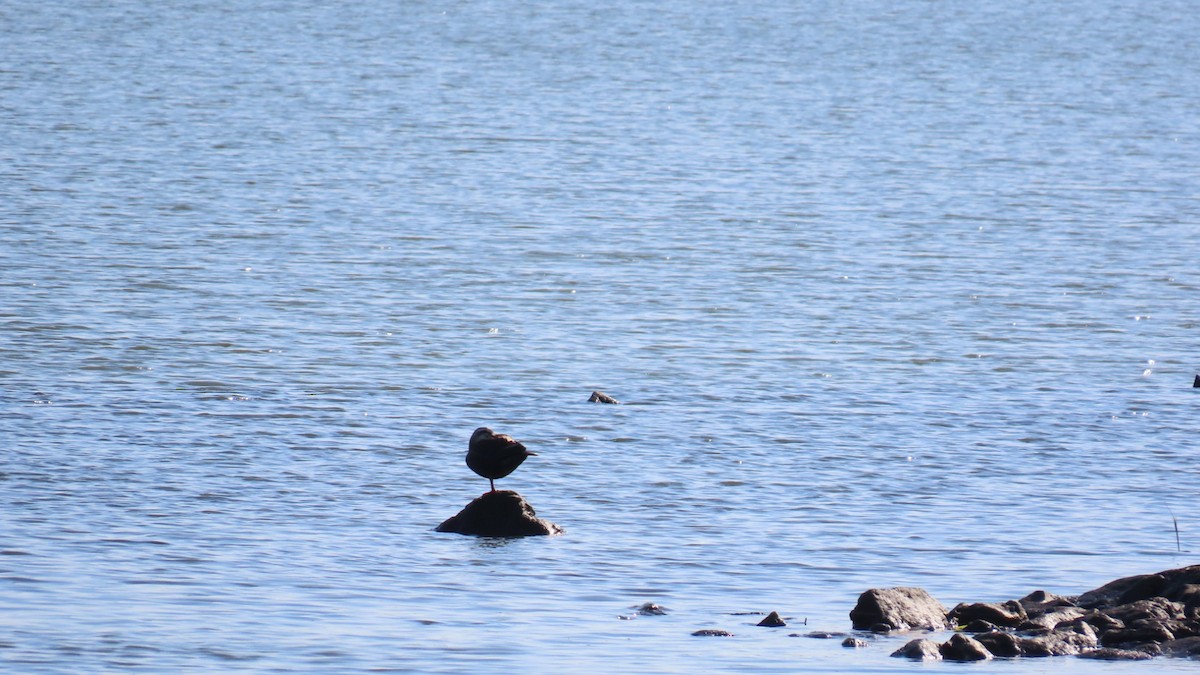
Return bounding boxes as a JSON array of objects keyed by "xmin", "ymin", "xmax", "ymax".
[
  {"xmin": 1018, "ymin": 590, "xmax": 1077, "ymax": 615},
  {"xmin": 634, "ymin": 602, "xmax": 667, "ymax": 616},
  {"xmin": 891, "ymin": 638, "xmax": 943, "ymax": 661},
  {"xmin": 1077, "ymin": 566, "xmax": 1200, "ymax": 609},
  {"xmin": 1020, "ymin": 605, "xmax": 1087, "ymax": 630},
  {"xmin": 939, "ymin": 633, "xmax": 993, "ymax": 661},
  {"xmin": 975, "ymin": 631, "xmax": 1023, "ymax": 657},
  {"xmin": 1103, "ymin": 597, "xmax": 1185, "ymax": 625},
  {"xmin": 1020, "ymin": 623, "xmax": 1098, "ymax": 656},
  {"xmin": 962, "ymin": 619, "xmax": 999, "ymax": 633},
  {"xmin": 1194, "ymin": 374, "xmax": 1200, "ymax": 388},
  {"xmin": 588, "ymin": 390, "xmax": 619, "ymax": 404},
  {"xmin": 949, "ymin": 600, "xmax": 1027, "ymax": 628},
  {"xmin": 435, "ymin": 490, "xmax": 562, "ymax": 537},
  {"xmin": 1162, "ymin": 636, "xmax": 1200, "ymax": 657},
  {"xmin": 692, "ymin": 629, "xmax": 733, "ymax": 637},
  {"xmin": 1077, "ymin": 647, "xmax": 1156, "ymax": 660},
  {"xmin": 757, "ymin": 611, "xmax": 786, "ymax": 627},
  {"xmin": 842, "ymin": 636, "xmax": 869, "ymax": 648},
  {"xmin": 803, "ymin": 631, "xmax": 846, "ymax": 639},
  {"xmin": 850, "ymin": 587, "xmax": 949, "ymax": 631}
]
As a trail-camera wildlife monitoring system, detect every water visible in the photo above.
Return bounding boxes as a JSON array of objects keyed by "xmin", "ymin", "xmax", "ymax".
[{"xmin": 2, "ymin": 0, "xmax": 1199, "ymax": 671}]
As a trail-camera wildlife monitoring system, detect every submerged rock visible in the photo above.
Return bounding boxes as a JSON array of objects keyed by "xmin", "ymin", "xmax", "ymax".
[
  {"xmin": 891, "ymin": 638, "xmax": 943, "ymax": 661},
  {"xmin": 588, "ymin": 390, "xmax": 619, "ymax": 404},
  {"xmin": 634, "ymin": 602, "xmax": 668, "ymax": 616},
  {"xmin": 850, "ymin": 587, "xmax": 949, "ymax": 631},
  {"xmin": 842, "ymin": 637, "xmax": 869, "ymax": 648},
  {"xmin": 435, "ymin": 490, "xmax": 562, "ymax": 537},
  {"xmin": 692, "ymin": 629, "xmax": 734, "ymax": 637},
  {"xmin": 757, "ymin": 611, "xmax": 786, "ymax": 627}
]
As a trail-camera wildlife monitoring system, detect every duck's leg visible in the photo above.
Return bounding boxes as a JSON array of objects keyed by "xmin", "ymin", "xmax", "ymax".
[{"xmin": 489, "ymin": 478, "xmax": 496, "ymax": 492}]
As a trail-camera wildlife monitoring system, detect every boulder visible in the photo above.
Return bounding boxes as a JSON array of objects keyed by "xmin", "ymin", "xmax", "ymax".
[
  {"xmin": 1020, "ymin": 623, "xmax": 1098, "ymax": 656},
  {"xmin": 891, "ymin": 638, "xmax": 943, "ymax": 661},
  {"xmin": 1018, "ymin": 590, "xmax": 1077, "ymax": 615},
  {"xmin": 756, "ymin": 611, "xmax": 786, "ymax": 627},
  {"xmin": 939, "ymin": 633, "xmax": 993, "ymax": 661},
  {"xmin": 949, "ymin": 600, "xmax": 1027, "ymax": 628},
  {"xmin": 1077, "ymin": 647, "xmax": 1155, "ymax": 660},
  {"xmin": 1078, "ymin": 566, "xmax": 1200, "ymax": 610},
  {"xmin": 588, "ymin": 390, "xmax": 619, "ymax": 404},
  {"xmin": 842, "ymin": 637, "xmax": 869, "ymax": 648},
  {"xmin": 1103, "ymin": 597, "xmax": 1185, "ymax": 625},
  {"xmin": 1019, "ymin": 606, "xmax": 1088, "ymax": 630},
  {"xmin": 435, "ymin": 490, "xmax": 562, "ymax": 537},
  {"xmin": 1162, "ymin": 636, "xmax": 1200, "ymax": 657},
  {"xmin": 974, "ymin": 631, "xmax": 1023, "ymax": 657},
  {"xmin": 850, "ymin": 587, "xmax": 949, "ymax": 631}
]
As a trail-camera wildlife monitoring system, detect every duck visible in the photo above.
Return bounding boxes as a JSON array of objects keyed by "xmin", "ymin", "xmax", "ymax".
[{"xmin": 466, "ymin": 427, "xmax": 536, "ymax": 492}]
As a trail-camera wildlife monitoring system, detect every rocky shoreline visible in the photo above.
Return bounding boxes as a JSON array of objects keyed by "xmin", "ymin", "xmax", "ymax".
[{"xmin": 851, "ymin": 564, "xmax": 1200, "ymax": 661}]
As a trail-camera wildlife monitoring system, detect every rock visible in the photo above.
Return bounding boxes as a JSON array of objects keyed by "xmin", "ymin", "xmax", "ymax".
[
  {"xmin": 1103, "ymin": 597, "xmax": 1185, "ymax": 624},
  {"xmin": 1101, "ymin": 624, "xmax": 1175, "ymax": 647},
  {"xmin": 939, "ymin": 633, "xmax": 993, "ymax": 661},
  {"xmin": 962, "ymin": 619, "xmax": 999, "ymax": 633},
  {"xmin": 1162, "ymin": 636, "xmax": 1200, "ymax": 657},
  {"xmin": 1020, "ymin": 605, "xmax": 1088, "ymax": 630},
  {"xmin": 1169, "ymin": 584, "xmax": 1200, "ymax": 608},
  {"xmin": 974, "ymin": 631, "xmax": 1023, "ymax": 657},
  {"xmin": 756, "ymin": 611, "xmax": 786, "ymax": 627},
  {"xmin": 1194, "ymin": 374, "xmax": 1199, "ymax": 388},
  {"xmin": 949, "ymin": 601, "xmax": 1027, "ymax": 628},
  {"xmin": 1078, "ymin": 565, "xmax": 1200, "ymax": 609},
  {"xmin": 691, "ymin": 629, "xmax": 733, "ymax": 637},
  {"xmin": 435, "ymin": 490, "xmax": 563, "ymax": 537},
  {"xmin": 850, "ymin": 587, "xmax": 949, "ymax": 631},
  {"xmin": 842, "ymin": 637, "xmax": 869, "ymax": 648},
  {"xmin": 891, "ymin": 638, "xmax": 943, "ymax": 660},
  {"xmin": 588, "ymin": 390, "xmax": 619, "ymax": 404},
  {"xmin": 1018, "ymin": 590, "xmax": 1077, "ymax": 615},
  {"xmin": 1019, "ymin": 624, "xmax": 1097, "ymax": 656},
  {"xmin": 634, "ymin": 602, "xmax": 667, "ymax": 616},
  {"xmin": 1076, "ymin": 647, "xmax": 1155, "ymax": 660},
  {"xmin": 802, "ymin": 631, "xmax": 846, "ymax": 639}
]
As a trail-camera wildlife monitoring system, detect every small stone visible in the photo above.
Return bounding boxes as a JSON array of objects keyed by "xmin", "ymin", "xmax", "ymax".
[
  {"xmin": 842, "ymin": 637, "xmax": 869, "ymax": 648},
  {"xmin": 757, "ymin": 611, "xmax": 786, "ymax": 627},
  {"xmin": 692, "ymin": 629, "xmax": 734, "ymax": 637},
  {"xmin": 634, "ymin": 602, "xmax": 667, "ymax": 616},
  {"xmin": 588, "ymin": 390, "xmax": 619, "ymax": 404},
  {"xmin": 1193, "ymin": 374, "xmax": 1199, "ymax": 388},
  {"xmin": 804, "ymin": 631, "xmax": 846, "ymax": 639}
]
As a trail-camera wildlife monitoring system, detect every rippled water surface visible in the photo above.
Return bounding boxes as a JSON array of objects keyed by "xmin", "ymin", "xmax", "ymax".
[{"xmin": 3, "ymin": 0, "xmax": 1199, "ymax": 671}]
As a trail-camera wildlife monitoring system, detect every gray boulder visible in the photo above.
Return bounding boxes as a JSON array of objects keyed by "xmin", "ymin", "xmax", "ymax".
[
  {"xmin": 435, "ymin": 490, "xmax": 563, "ymax": 537},
  {"xmin": 949, "ymin": 600, "xmax": 1027, "ymax": 628},
  {"xmin": 850, "ymin": 587, "xmax": 949, "ymax": 631},
  {"xmin": 939, "ymin": 633, "xmax": 992, "ymax": 661},
  {"xmin": 891, "ymin": 638, "xmax": 943, "ymax": 661}
]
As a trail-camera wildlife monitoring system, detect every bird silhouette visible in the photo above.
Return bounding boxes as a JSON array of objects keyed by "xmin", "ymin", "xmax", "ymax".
[{"xmin": 466, "ymin": 427, "xmax": 536, "ymax": 492}]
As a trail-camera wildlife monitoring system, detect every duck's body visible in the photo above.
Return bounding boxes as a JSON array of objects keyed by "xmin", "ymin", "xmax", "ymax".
[{"xmin": 466, "ymin": 427, "xmax": 536, "ymax": 492}]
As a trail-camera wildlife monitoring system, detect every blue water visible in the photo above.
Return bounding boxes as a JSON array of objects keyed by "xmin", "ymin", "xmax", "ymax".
[{"xmin": 2, "ymin": 0, "xmax": 1199, "ymax": 671}]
